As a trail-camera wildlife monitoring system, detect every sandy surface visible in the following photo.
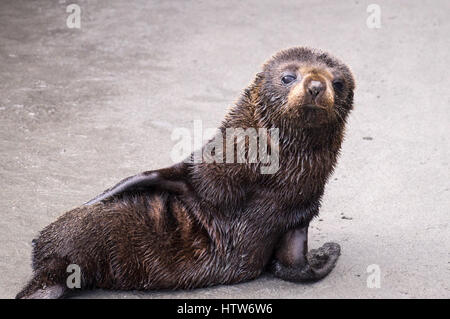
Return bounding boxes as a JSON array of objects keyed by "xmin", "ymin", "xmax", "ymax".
[{"xmin": 0, "ymin": 0, "xmax": 448, "ymax": 299}]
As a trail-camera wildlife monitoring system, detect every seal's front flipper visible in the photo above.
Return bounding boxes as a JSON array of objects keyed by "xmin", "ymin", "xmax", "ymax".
[
  {"xmin": 84, "ymin": 163, "xmax": 189, "ymax": 205},
  {"xmin": 269, "ymin": 223, "xmax": 341, "ymax": 282}
]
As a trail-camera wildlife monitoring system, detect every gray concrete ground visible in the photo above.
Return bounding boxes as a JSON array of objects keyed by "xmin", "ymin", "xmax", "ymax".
[{"xmin": 0, "ymin": 0, "xmax": 449, "ymax": 299}]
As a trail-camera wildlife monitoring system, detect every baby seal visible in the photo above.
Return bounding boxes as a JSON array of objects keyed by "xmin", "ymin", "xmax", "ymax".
[{"xmin": 16, "ymin": 47, "xmax": 355, "ymax": 299}]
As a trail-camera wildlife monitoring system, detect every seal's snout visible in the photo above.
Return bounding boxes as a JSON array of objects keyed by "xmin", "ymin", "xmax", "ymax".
[
  {"xmin": 306, "ymin": 80, "xmax": 325, "ymax": 100},
  {"xmin": 300, "ymin": 72, "xmax": 334, "ymax": 109},
  {"xmin": 286, "ymin": 69, "xmax": 334, "ymax": 115}
]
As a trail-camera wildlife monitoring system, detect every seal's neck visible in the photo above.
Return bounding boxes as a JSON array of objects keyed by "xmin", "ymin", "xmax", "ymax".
[{"xmin": 278, "ymin": 123, "xmax": 345, "ymax": 155}]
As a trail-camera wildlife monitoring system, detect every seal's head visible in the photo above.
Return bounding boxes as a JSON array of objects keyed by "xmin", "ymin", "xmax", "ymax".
[{"xmin": 254, "ymin": 47, "xmax": 355, "ymax": 128}]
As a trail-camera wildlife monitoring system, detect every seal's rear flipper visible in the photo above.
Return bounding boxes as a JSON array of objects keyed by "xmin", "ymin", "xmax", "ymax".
[
  {"xmin": 270, "ymin": 242, "xmax": 341, "ymax": 282},
  {"xmin": 85, "ymin": 163, "xmax": 189, "ymax": 205},
  {"xmin": 269, "ymin": 221, "xmax": 341, "ymax": 282},
  {"xmin": 17, "ymin": 284, "xmax": 67, "ymax": 299},
  {"xmin": 16, "ymin": 274, "xmax": 67, "ymax": 299}
]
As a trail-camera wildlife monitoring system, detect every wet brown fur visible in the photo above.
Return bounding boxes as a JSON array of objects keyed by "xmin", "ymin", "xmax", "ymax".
[{"xmin": 16, "ymin": 47, "xmax": 355, "ymax": 298}]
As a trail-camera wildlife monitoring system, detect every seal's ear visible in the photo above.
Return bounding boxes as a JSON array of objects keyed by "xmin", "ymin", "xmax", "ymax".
[
  {"xmin": 84, "ymin": 162, "xmax": 189, "ymax": 205},
  {"xmin": 244, "ymin": 72, "xmax": 264, "ymax": 105}
]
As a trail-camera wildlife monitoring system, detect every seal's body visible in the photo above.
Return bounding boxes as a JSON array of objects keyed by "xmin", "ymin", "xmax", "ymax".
[{"xmin": 17, "ymin": 47, "xmax": 355, "ymax": 299}]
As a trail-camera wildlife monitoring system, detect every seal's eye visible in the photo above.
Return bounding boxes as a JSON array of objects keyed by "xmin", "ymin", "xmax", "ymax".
[
  {"xmin": 332, "ymin": 79, "xmax": 344, "ymax": 92},
  {"xmin": 281, "ymin": 74, "xmax": 296, "ymax": 85}
]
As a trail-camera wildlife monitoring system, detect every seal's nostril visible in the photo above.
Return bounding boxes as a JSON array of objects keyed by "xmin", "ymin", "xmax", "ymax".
[{"xmin": 307, "ymin": 80, "xmax": 325, "ymax": 98}]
